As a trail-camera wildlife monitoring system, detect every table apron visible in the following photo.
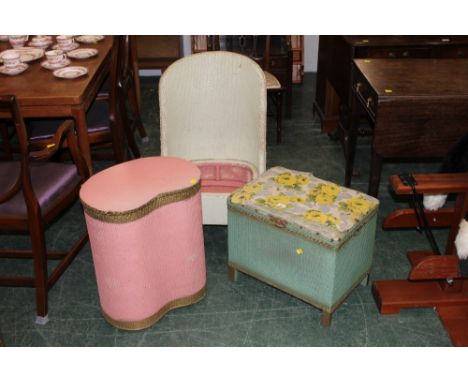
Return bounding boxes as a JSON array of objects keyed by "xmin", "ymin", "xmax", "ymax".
[{"xmin": 373, "ymin": 100, "xmax": 468, "ymax": 158}]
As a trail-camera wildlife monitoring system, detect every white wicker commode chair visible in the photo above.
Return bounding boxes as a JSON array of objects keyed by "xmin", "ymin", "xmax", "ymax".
[{"xmin": 159, "ymin": 51, "xmax": 267, "ymax": 225}]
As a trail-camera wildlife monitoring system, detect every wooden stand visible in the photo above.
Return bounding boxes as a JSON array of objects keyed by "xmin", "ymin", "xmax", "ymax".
[{"xmin": 373, "ymin": 173, "xmax": 468, "ymax": 346}]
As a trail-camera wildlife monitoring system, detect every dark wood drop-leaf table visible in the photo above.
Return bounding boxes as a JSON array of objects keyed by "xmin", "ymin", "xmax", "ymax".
[{"xmin": 345, "ymin": 58, "xmax": 468, "ymax": 197}]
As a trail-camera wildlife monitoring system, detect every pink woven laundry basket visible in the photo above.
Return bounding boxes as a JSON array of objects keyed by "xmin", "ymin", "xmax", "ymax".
[{"xmin": 80, "ymin": 156, "xmax": 206, "ymax": 330}]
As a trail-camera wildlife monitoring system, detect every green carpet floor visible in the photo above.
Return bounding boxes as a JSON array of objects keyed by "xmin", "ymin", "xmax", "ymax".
[{"xmin": 0, "ymin": 73, "xmax": 452, "ymax": 346}]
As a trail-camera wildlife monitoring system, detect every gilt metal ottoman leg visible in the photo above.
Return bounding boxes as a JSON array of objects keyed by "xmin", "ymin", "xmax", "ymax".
[
  {"xmin": 228, "ymin": 265, "xmax": 238, "ymax": 282},
  {"xmin": 320, "ymin": 311, "xmax": 332, "ymax": 327},
  {"xmin": 361, "ymin": 274, "xmax": 369, "ymax": 287}
]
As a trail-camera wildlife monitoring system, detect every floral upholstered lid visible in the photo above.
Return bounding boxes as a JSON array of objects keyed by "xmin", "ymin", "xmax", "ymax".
[{"xmin": 228, "ymin": 167, "xmax": 379, "ymax": 248}]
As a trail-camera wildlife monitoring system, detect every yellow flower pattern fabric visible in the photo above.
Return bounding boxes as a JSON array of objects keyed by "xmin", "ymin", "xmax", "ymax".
[{"xmin": 229, "ymin": 167, "xmax": 379, "ymax": 242}]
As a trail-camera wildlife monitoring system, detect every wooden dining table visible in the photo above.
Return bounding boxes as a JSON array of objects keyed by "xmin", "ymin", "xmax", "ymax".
[{"xmin": 0, "ymin": 36, "xmax": 113, "ymax": 172}]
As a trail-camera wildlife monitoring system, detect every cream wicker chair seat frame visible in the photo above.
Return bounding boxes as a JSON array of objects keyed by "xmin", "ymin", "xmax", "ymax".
[{"xmin": 159, "ymin": 51, "xmax": 267, "ymax": 225}]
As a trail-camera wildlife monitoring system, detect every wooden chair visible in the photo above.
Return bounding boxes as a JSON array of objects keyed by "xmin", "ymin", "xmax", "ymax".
[
  {"xmin": 0, "ymin": 122, "xmax": 14, "ymax": 160},
  {"xmin": 159, "ymin": 51, "xmax": 267, "ymax": 225},
  {"xmin": 27, "ymin": 36, "xmax": 140, "ymax": 163},
  {"xmin": 373, "ymin": 173, "xmax": 468, "ymax": 346},
  {"xmin": 207, "ymin": 35, "xmax": 291, "ymax": 144},
  {"xmin": 0, "ymin": 95, "xmax": 90, "ymax": 324},
  {"xmin": 97, "ymin": 35, "xmax": 148, "ymax": 142}
]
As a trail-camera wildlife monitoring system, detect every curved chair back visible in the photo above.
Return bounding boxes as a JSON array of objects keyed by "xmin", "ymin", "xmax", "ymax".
[
  {"xmin": 0, "ymin": 95, "xmax": 89, "ymax": 323},
  {"xmin": 160, "ymin": 51, "xmax": 267, "ymax": 175}
]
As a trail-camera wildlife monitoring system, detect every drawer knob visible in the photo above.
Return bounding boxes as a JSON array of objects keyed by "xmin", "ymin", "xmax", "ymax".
[
  {"xmin": 403, "ymin": 51, "xmax": 409, "ymax": 57},
  {"xmin": 271, "ymin": 60, "xmax": 276, "ymax": 67},
  {"xmin": 388, "ymin": 52, "xmax": 396, "ymax": 58}
]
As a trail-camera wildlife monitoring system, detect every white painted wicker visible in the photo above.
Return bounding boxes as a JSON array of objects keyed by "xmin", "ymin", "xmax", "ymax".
[{"xmin": 159, "ymin": 51, "xmax": 267, "ymax": 224}]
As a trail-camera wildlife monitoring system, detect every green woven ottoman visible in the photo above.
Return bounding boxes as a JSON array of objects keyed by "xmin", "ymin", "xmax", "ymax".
[{"xmin": 227, "ymin": 167, "xmax": 379, "ymax": 326}]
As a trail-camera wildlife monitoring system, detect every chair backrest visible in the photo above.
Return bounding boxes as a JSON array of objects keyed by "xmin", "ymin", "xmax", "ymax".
[
  {"xmin": 0, "ymin": 95, "xmax": 88, "ymax": 214},
  {"xmin": 159, "ymin": 51, "xmax": 267, "ymax": 175},
  {"xmin": 0, "ymin": 95, "xmax": 35, "ymax": 208},
  {"xmin": 0, "ymin": 95, "xmax": 47, "ymax": 217},
  {"xmin": 207, "ymin": 35, "xmax": 290, "ymax": 71},
  {"xmin": 107, "ymin": 36, "xmax": 140, "ymax": 161}
]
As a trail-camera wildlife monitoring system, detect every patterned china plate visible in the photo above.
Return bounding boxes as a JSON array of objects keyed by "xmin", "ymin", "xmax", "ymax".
[
  {"xmin": 28, "ymin": 41, "xmax": 52, "ymax": 49},
  {"xmin": 52, "ymin": 42, "xmax": 80, "ymax": 52},
  {"xmin": 67, "ymin": 48, "xmax": 98, "ymax": 60},
  {"xmin": 0, "ymin": 47, "xmax": 44, "ymax": 63},
  {"xmin": 75, "ymin": 35, "xmax": 104, "ymax": 44},
  {"xmin": 53, "ymin": 66, "xmax": 88, "ymax": 79},
  {"xmin": 0, "ymin": 63, "xmax": 28, "ymax": 76},
  {"xmin": 41, "ymin": 58, "xmax": 71, "ymax": 70}
]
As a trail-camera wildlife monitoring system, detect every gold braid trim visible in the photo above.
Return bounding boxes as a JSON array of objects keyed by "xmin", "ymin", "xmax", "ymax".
[
  {"xmin": 82, "ymin": 181, "xmax": 201, "ymax": 223},
  {"xmin": 102, "ymin": 284, "xmax": 207, "ymax": 331}
]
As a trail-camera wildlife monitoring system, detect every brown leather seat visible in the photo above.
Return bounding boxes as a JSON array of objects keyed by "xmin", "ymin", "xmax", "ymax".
[{"xmin": 0, "ymin": 161, "xmax": 81, "ymax": 218}]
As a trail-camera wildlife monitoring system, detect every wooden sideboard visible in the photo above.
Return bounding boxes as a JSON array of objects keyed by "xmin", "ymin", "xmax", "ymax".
[
  {"xmin": 136, "ymin": 36, "xmax": 183, "ymax": 70},
  {"xmin": 314, "ymin": 35, "xmax": 468, "ymax": 135}
]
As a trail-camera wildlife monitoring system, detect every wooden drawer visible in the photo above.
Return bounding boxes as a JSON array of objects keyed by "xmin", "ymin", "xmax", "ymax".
[
  {"xmin": 356, "ymin": 47, "xmax": 432, "ymax": 59},
  {"xmin": 292, "ymin": 49, "xmax": 302, "ymax": 62},
  {"xmin": 136, "ymin": 36, "xmax": 182, "ymax": 69},
  {"xmin": 433, "ymin": 46, "xmax": 468, "ymax": 58},
  {"xmin": 352, "ymin": 71, "xmax": 378, "ymax": 120},
  {"xmin": 268, "ymin": 55, "xmax": 289, "ymax": 70},
  {"xmin": 269, "ymin": 69, "xmax": 289, "ymax": 87}
]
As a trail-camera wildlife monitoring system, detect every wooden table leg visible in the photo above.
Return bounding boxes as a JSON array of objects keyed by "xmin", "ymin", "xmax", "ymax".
[
  {"xmin": 344, "ymin": 91, "xmax": 360, "ymax": 187},
  {"xmin": 320, "ymin": 311, "xmax": 332, "ymax": 327},
  {"xmin": 72, "ymin": 106, "xmax": 93, "ymax": 174},
  {"xmin": 228, "ymin": 265, "xmax": 238, "ymax": 282},
  {"xmin": 368, "ymin": 149, "xmax": 383, "ymax": 197},
  {"xmin": 286, "ymin": 84, "xmax": 292, "ymax": 119},
  {"xmin": 275, "ymin": 90, "xmax": 284, "ymax": 144},
  {"xmin": 321, "ymin": 79, "xmax": 341, "ymax": 135}
]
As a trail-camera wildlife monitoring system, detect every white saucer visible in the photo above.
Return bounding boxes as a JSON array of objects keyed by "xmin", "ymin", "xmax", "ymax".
[
  {"xmin": 67, "ymin": 48, "xmax": 98, "ymax": 60},
  {"xmin": 52, "ymin": 42, "xmax": 80, "ymax": 52},
  {"xmin": 41, "ymin": 58, "xmax": 71, "ymax": 70},
  {"xmin": 0, "ymin": 47, "xmax": 44, "ymax": 63},
  {"xmin": 28, "ymin": 41, "xmax": 51, "ymax": 49},
  {"xmin": 75, "ymin": 35, "xmax": 104, "ymax": 44},
  {"xmin": 53, "ymin": 66, "xmax": 88, "ymax": 79},
  {"xmin": 0, "ymin": 63, "xmax": 28, "ymax": 76}
]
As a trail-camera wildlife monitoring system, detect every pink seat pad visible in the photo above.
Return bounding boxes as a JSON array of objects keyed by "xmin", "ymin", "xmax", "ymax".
[
  {"xmin": 80, "ymin": 156, "xmax": 201, "ymax": 212},
  {"xmin": 198, "ymin": 162, "xmax": 253, "ymax": 193}
]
